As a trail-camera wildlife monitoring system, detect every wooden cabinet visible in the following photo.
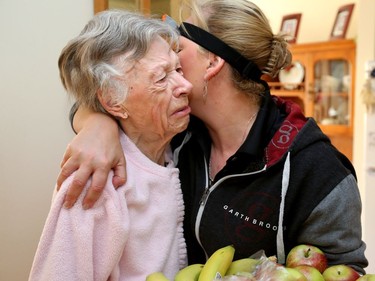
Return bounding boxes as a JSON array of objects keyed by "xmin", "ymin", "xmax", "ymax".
[
  {"xmin": 94, "ymin": 0, "xmax": 179, "ymax": 18},
  {"xmin": 268, "ymin": 39, "xmax": 356, "ymax": 160}
]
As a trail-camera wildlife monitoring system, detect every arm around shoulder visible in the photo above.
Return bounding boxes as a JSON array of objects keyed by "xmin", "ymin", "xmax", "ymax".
[{"xmin": 57, "ymin": 105, "xmax": 126, "ymax": 209}]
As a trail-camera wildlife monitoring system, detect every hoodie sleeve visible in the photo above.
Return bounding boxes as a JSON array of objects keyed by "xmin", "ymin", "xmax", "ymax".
[
  {"xmin": 296, "ymin": 174, "xmax": 368, "ymax": 274},
  {"xmin": 28, "ymin": 174, "xmax": 129, "ymax": 281}
]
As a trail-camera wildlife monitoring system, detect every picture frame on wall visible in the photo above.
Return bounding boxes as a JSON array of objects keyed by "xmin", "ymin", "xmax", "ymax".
[
  {"xmin": 330, "ymin": 3, "xmax": 355, "ymax": 40},
  {"xmin": 280, "ymin": 13, "xmax": 302, "ymax": 44}
]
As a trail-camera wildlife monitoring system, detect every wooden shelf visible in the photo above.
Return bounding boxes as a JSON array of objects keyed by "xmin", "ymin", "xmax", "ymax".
[
  {"xmin": 268, "ymin": 82, "xmax": 304, "ymax": 90},
  {"xmin": 316, "ymin": 92, "xmax": 349, "ymax": 98}
]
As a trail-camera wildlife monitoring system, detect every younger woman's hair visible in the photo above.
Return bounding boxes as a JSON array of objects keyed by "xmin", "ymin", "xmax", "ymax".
[{"xmin": 180, "ymin": 0, "xmax": 292, "ymax": 96}]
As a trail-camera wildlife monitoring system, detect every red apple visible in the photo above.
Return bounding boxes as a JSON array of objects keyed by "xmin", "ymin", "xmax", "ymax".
[
  {"xmin": 286, "ymin": 244, "xmax": 328, "ymax": 273},
  {"xmin": 357, "ymin": 274, "xmax": 375, "ymax": 281},
  {"xmin": 322, "ymin": 265, "xmax": 360, "ymax": 281},
  {"xmin": 294, "ymin": 265, "xmax": 325, "ymax": 281}
]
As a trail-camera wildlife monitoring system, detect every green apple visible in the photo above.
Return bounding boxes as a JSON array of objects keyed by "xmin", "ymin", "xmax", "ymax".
[
  {"xmin": 267, "ymin": 266, "xmax": 308, "ymax": 281},
  {"xmin": 322, "ymin": 265, "xmax": 360, "ymax": 281},
  {"xmin": 357, "ymin": 274, "xmax": 375, "ymax": 281},
  {"xmin": 286, "ymin": 244, "xmax": 328, "ymax": 273},
  {"xmin": 294, "ymin": 265, "xmax": 325, "ymax": 281},
  {"xmin": 145, "ymin": 272, "xmax": 170, "ymax": 281}
]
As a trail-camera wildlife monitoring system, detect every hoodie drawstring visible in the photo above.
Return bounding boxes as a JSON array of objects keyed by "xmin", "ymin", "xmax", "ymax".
[{"xmin": 277, "ymin": 151, "xmax": 291, "ymax": 264}]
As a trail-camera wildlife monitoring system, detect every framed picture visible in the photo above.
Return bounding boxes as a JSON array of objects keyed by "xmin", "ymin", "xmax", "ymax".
[
  {"xmin": 330, "ymin": 3, "xmax": 355, "ymax": 40},
  {"xmin": 280, "ymin": 13, "xmax": 302, "ymax": 44}
]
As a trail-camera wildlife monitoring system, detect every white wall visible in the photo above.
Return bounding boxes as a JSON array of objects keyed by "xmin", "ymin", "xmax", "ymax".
[
  {"xmin": 0, "ymin": 0, "xmax": 93, "ymax": 280},
  {"xmin": 251, "ymin": 0, "xmax": 358, "ymax": 44}
]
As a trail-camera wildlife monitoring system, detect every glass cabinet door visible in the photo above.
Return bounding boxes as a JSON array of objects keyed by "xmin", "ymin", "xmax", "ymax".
[{"xmin": 313, "ymin": 59, "xmax": 351, "ymax": 126}]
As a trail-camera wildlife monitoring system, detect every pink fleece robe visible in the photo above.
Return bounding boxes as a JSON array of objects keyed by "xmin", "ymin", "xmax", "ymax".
[{"xmin": 29, "ymin": 131, "xmax": 187, "ymax": 281}]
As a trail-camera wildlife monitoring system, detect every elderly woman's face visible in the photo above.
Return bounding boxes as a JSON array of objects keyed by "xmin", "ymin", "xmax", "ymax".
[{"xmin": 123, "ymin": 36, "xmax": 192, "ymax": 138}]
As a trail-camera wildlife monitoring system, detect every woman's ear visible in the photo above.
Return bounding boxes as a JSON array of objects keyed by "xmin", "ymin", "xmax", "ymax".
[
  {"xmin": 97, "ymin": 89, "xmax": 128, "ymax": 119},
  {"xmin": 204, "ymin": 53, "xmax": 225, "ymax": 81}
]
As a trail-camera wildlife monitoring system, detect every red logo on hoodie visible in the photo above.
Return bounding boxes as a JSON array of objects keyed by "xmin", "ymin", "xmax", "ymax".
[{"xmin": 272, "ymin": 120, "xmax": 298, "ymax": 149}]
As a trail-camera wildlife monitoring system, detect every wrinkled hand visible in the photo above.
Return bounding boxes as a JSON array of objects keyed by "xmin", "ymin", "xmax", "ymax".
[{"xmin": 57, "ymin": 126, "xmax": 126, "ymax": 209}]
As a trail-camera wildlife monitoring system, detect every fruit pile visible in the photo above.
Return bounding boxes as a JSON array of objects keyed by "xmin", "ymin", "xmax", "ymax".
[{"xmin": 146, "ymin": 244, "xmax": 374, "ymax": 281}]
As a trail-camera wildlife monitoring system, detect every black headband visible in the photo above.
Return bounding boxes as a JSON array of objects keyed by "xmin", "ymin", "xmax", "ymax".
[{"xmin": 178, "ymin": 22, "xmax": 262, "ymax": 81}]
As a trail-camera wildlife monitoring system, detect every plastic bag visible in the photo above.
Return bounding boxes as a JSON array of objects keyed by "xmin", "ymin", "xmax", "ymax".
[{"xmin": 218, "ymin": 250, "xmax": 294, "ymax": 281}]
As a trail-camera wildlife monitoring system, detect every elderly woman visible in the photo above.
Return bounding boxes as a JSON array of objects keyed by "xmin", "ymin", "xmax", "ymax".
[{"xmin": 28, "ymin": 10, "xmax": 191, "ymax": 281}]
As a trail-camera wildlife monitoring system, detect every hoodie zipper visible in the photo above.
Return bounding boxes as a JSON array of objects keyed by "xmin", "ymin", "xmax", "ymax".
[{"xmin": 194, "ymin": 156, "xmax": 267, "ymax": 259}]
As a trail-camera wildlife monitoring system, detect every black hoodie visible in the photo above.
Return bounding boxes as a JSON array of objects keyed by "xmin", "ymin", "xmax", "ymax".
[{"xmin": 171, "ymin": 90, "xmax": 368, "ymax": 273}]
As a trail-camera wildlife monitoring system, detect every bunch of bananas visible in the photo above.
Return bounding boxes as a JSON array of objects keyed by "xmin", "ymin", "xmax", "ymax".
[{"xmin": 146, "ymin": 245, "xmax": 261, "ymax": 281}]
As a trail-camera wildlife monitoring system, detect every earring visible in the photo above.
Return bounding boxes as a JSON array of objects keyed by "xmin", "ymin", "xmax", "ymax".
[
  {"xmin": 122, "ymin": 111, "xmax": 129, "ymax": 119},
  {"xmin": 203, "ymin": 81, "xmax": 208, "ymax": 103}
]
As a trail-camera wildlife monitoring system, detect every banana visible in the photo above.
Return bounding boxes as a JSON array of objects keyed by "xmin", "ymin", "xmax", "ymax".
[
  {"xmin": 198, "ymin": 245, "xmax": 235, "ymax": 281},
  {"xmin": 146, "ymin": 272, "xmax": 170, "ymax": 281},
  {"xmin": 225, "ymin": 258, "xmax": 259, "ymax": 276},
  {"xmin": 174, "ymin": 264, "xmax": 204, "ymax": 281}
]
